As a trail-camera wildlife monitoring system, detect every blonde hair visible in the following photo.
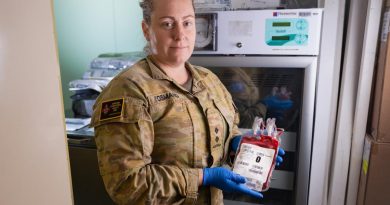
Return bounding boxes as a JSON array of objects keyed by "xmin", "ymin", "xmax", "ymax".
[{"xmin": 139, "ymin": 0, "xmax": 195, "ymax": 24}]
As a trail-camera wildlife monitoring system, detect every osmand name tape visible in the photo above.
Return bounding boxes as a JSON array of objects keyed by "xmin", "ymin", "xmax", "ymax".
[{"xmin": 100, "ymin": 98, "xmax": 124, "ymax": 121}]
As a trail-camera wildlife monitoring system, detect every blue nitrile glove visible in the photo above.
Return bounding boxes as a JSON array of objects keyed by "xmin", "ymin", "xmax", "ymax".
[
  {"xmin": 231, "ymin": 136, "xmax": 286, "ymax": 167},
  {"xmin": 230, "ymin": 135, "xmax": 242, "ymax": 153},
  {"xmin": 262, "ymin": 96, "xmax": 293, "ymax": 110},
  {"xmin": 202, "ymin": 167, "xmax": 263, "ymax": 199},
  {"xmin": 276, "ymin": 147, "xmax": 285, "ymax": 166}
]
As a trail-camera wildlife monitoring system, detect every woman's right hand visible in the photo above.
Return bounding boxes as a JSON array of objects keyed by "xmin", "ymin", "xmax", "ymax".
[{"xmin": 201, "ymin": 167, "xmax": 263, "ymax": 199}]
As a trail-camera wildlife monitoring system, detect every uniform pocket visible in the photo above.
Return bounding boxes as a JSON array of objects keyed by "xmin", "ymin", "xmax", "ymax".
[
  {"xmin": 149, "ymin": 99, "xmax": 194, "ymax": 167},
  {"xmin": 212, "ymin": 99, "xmax": 235, "ymax": 134}
]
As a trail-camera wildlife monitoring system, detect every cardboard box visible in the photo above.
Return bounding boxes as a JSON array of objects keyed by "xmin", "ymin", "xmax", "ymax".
[
  {"xmin": 370, "ymin": 4, "xmax": 390, "ymax": 143},
  {"xmin": 357, "ymin": 134, "xmax": 390, "ymax": 205}
]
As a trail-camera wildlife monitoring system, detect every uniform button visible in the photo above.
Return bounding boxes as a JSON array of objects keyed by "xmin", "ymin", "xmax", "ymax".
[{"xmin": 207, "ymin": 155, "xmax": 214, "ymax": 167}]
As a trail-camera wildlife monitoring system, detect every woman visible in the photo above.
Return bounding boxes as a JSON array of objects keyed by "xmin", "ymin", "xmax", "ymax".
[{"xmin": 91, "ymin": 0, "xmax": 282, "ymax": 204}]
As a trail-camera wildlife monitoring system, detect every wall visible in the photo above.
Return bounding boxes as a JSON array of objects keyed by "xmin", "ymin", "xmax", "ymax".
[
  {"xmin": 53, "ymin": 0, "xmax": 146, "ymax": 117},
  {"xmin": 0, "ymin": 0, "xmax": 73, "ymax": 204}
]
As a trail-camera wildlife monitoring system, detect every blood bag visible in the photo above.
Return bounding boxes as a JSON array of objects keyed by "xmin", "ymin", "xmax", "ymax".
[{"xmin": 232, "ymin": 117, "xmax": 284, "ymax": 192}]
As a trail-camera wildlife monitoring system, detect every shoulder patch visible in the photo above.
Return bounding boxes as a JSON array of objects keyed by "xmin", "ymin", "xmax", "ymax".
[{"xmin": 99, "ymin": 98, "xmax": 124, "ymax": 121}]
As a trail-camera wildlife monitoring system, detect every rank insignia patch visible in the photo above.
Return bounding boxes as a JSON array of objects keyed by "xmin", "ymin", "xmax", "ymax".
[{"xmin": 100, "ymin": 98, "xmax": 124, "ymax": 121}]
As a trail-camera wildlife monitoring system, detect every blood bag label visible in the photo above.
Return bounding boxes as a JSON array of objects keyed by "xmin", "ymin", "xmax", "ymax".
[{"xmin": 233, "ymin": 143, "xmax": 275, "ymax": 191}]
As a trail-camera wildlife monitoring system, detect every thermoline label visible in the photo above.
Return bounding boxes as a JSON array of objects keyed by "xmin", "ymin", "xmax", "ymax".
[{"xmin": 233, "ymin": 143, "xmax": 275, "ymax": 191}]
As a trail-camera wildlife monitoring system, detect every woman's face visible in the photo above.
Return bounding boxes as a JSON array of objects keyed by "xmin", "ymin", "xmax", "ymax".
[{"xmin": 142, "ymin": 0, "xmax": 195, "ymax": 68}]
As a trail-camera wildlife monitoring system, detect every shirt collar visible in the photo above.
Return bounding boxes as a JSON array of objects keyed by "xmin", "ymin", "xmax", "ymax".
[
  {"xmin": 145, "ymin": 55, "xmax": 208, "ymax": 93},
  {"xmin": 185, "ymin": 59, "xmax": 208, "ymax": 93},
  {"xmin": 146, "ymin": 56, "xmax": 169, "ymax": 80}
]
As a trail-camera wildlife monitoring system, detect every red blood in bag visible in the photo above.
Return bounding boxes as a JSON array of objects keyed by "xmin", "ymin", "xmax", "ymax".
[{"xmin": 239, "ymin": 134, "xmax": 279, "ymax": 191}]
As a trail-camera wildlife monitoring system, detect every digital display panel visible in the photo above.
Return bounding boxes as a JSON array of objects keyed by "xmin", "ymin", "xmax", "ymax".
[
  {"xmin": 272, "ymin": 22, "xmax": 291, "ymax": 27},
  {"xmin": 272, "ymin": 36, "xmax": 290, "ymax": 41}
]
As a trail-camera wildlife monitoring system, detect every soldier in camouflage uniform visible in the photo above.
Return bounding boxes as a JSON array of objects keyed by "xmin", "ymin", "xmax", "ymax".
[{"xmin": 90, "ymin": 0, "xmax": 263, "ymax": 204}]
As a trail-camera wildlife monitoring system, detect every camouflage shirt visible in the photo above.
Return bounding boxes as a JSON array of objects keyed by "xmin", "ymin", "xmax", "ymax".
[{"xmin": 90, "ymin": 56, "xmax": 241, "ymax": 205}]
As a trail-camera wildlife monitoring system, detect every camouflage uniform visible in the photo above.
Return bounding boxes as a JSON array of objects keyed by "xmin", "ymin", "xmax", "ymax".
[{"xmin": 90, "ymin": 56, "xmax": 241, "ymax": 205}]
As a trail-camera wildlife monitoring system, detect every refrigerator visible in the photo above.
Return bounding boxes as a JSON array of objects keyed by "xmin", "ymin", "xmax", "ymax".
[{"xmin": 190, "ymin": 9, "xmax": 323, "ymax": 205}]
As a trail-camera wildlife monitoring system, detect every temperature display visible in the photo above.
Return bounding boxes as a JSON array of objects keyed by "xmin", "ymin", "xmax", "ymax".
[
  {"xmin": 266, "ymin": 18, "xmax": 309, "ymax": 46},
  {"xmin": 272, "ymin": 36, "xmax": 290, "ymax": 40},
  {"xmin": 272, "ymin": 22, "xmax": 291, "ymax": 27}
]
